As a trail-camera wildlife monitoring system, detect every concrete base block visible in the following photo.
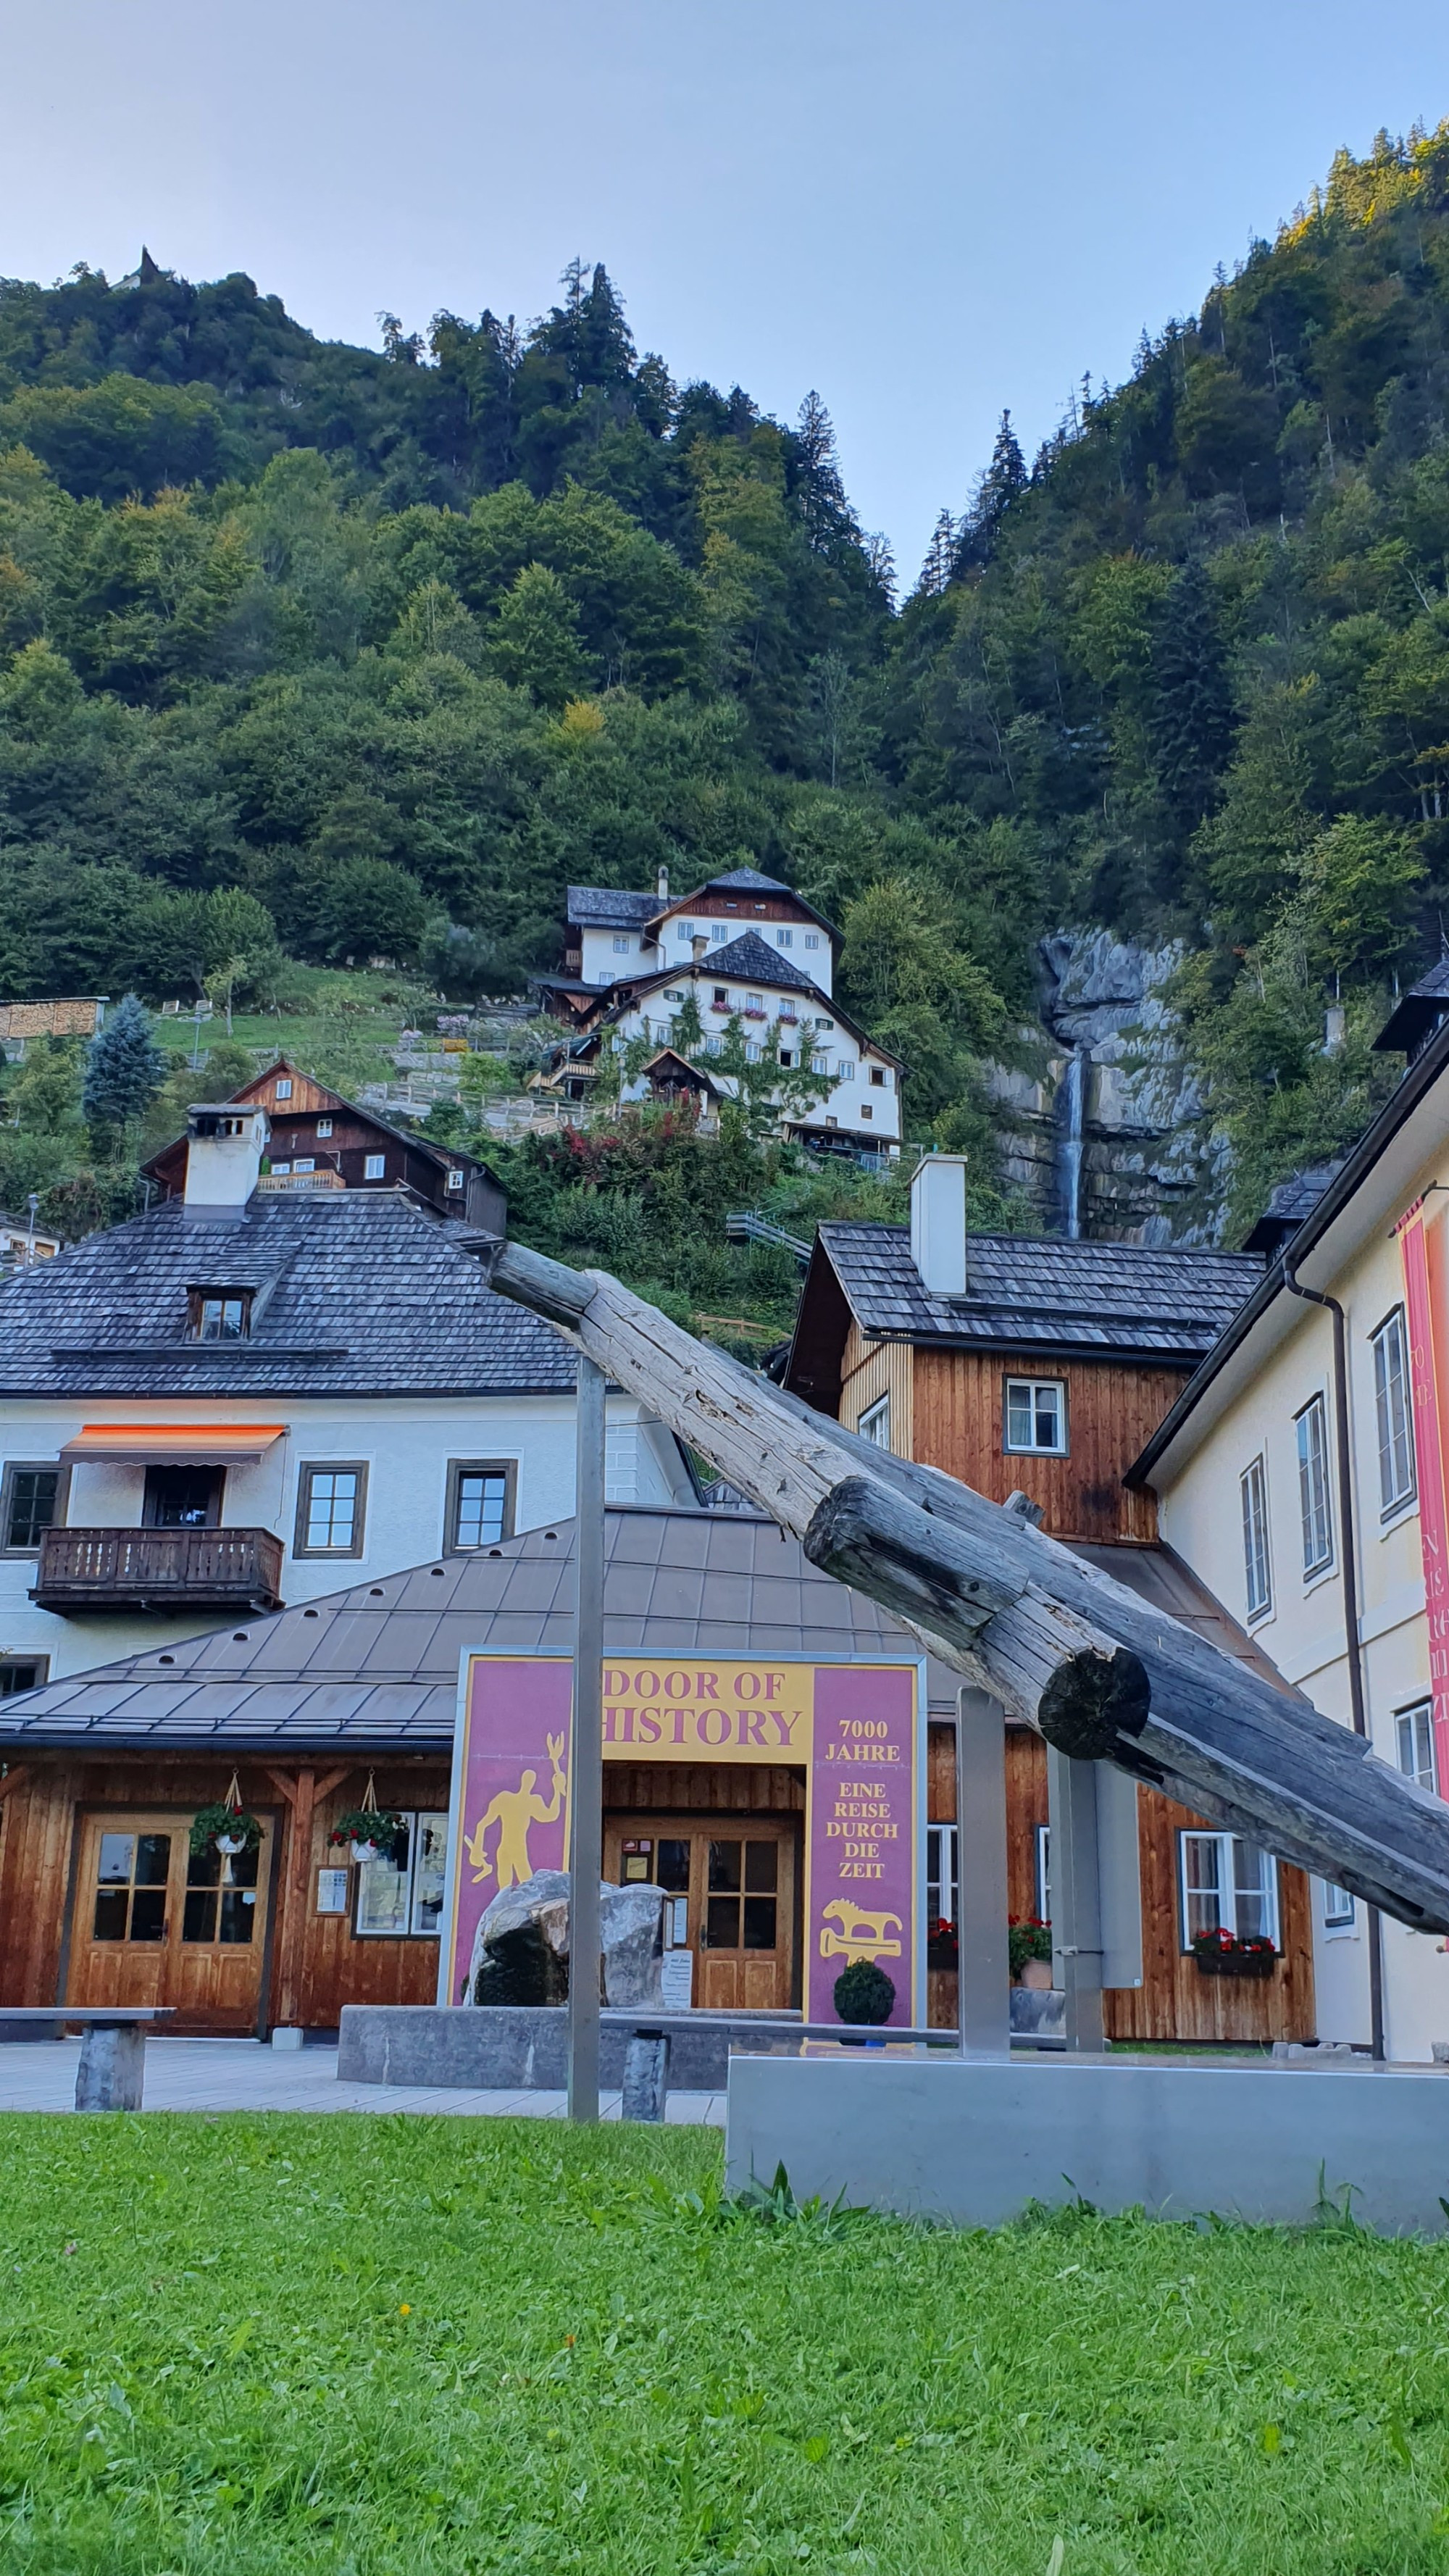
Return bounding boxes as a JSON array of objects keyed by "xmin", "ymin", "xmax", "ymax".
[
  {"xmin": 270, "ymin": 2026, "xmax": 305, "ymax": 2052},
  {"xmin": 74, "ymin": 2023, "xmax": 145, "ymax": 2113},
  {"xmin": 724, "ymin": 2053, "xmax": 1449, "ymax": 2235},
  {"xmin": 338, "ymin": 2004, "xmax": 753, "ymax": 2091}
]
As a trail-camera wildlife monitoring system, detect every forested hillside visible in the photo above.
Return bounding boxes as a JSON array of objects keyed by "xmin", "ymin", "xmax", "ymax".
[{"xmin": 6, "ymin": 125, "xmax": 1449, "ymax": 1232}]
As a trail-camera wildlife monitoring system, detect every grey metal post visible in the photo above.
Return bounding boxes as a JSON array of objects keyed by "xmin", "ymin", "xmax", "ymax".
[
  {"xmin": 956, "ymin": 1690, "xmax": 1010, "ymax": 2054},
  {"xmin": 1047, "ymin": 1746, "xmax": 1106, "ymax": 2053},
  {"xmin": 569, "ymin": 1355, "xmax": 606, "ymax": 2122}
]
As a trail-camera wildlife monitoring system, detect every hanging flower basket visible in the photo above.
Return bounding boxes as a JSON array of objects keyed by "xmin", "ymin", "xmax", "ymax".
[
  {"xmin": 191, "ymin": 1799, "xmax": 262, "ymax": 1860},
  {"xmin": 330, "ymin": 1807, "xmax": 406, "ymax": 1867},
  {"xmin": 1192, "ymin": 1928, "xmax": 1277, "ymax": 1978}
]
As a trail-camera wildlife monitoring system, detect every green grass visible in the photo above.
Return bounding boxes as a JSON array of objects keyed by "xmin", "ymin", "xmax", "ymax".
[{"xmin": 4, "ymin": 2117, "xmax": 1449, "ymax": 2575}]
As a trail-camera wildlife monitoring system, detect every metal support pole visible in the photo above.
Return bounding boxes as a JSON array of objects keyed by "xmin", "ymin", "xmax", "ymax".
[
  {"xmin": 956, "ymin": 1690, "xmax": 1010, "ymax": 2054},
  {"xmin": 1048, "ymin": 1747, "xmax": 1106, "ymax": 2053},
  {"xmin": 569, "ymin": 1355, "xmax": 606, "ymax": 2122}
]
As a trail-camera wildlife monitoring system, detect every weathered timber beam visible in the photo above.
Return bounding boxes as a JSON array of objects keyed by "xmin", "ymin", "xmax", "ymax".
[{"xmin": 467, "ymin": 1236, "xmax": 1449, "ymax": 1933}]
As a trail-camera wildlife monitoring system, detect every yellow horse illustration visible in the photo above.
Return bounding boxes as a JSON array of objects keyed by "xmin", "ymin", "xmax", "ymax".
[
  {"xmin": 464, "ymin": 1734, "xmax": 567, "ymax": 1887},
  {"xmin": 819, "ymin": 1898, "xmax": 903, "ymax": 1962}
]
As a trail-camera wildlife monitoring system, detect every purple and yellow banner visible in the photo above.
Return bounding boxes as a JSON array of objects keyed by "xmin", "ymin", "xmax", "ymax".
[
  {"xmin": 1398, "ymin": 1200, "xmax": 1449, "ymax": 1795},
  {"xmin": 442, "ymin": 1654, "xmax": 922, "ymax": 2020}
]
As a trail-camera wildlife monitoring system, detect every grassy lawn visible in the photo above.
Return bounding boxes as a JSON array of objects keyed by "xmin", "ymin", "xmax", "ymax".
[{"xmin": 4, "ymin": 2117, "xmax": 1449, "ymax": 2575}]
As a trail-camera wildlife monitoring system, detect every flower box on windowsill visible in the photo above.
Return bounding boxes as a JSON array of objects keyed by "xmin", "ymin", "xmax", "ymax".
[{"xmin": 1192, "ymin": 1935, "xmax": 1277, "ymax": 1978}]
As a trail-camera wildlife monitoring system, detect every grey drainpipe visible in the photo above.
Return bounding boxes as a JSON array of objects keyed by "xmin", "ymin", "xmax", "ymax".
[{"xmin": 1282, "ymin": 1256, "xmax": 1387, "ymax": 2062}]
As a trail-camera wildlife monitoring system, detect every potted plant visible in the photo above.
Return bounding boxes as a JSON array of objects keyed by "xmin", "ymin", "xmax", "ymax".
[
  {"xmin": 1190, "ymin": 1926, "xmax": 1277, "ymax": 1977},
  {"xmin": 191, "ymin": 1774, "xmax": 262, "ymax": 1862},
  {"xmin": 1009, "ymin": 1917, "xmax": 1053, "ymax": 1989},
  {"xmin": 330, "ymin": 1775, "xmax": 406, "ymax": 1866},
  {"xmin": 926, "ymin": 1916, "xmax": 959, "ymax": 1971},
  {"xmin": 832, "ymin": 1958, "xmax": 896, "ymax": 2028}
]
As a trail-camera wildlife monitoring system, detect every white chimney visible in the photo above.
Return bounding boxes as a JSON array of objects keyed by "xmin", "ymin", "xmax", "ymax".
[
  {"xmin": 184, "ymin": 1105, "xmax": 270, "ymax": 1217},
  {"xmin": 657, "ymin": 863, "xmax": 670, "ymax": 901},
  {"xmin": 910, "ymin": 1154, "xmax": 967, "ymax": 1296},
  {"xmin": 691, "ymin": 933, "xmax": 708, "ymax": 964}
]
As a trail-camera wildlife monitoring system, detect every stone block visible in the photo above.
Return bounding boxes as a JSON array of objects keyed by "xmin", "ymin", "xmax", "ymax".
[{"xmin": 724, "ymin": 2054, "xmax": 1449, "ymax": 2233}]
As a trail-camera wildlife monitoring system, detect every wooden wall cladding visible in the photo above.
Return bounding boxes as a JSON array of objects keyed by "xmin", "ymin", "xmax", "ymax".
[
  {"xmin": 838, "ymin": 1325, "xmax": 914, "ymax": 1455},
  {"xmin": 603, "ymin": 1763, "xmax": 806, "ymax": 1814},
  {"xmin": 931, "ymin": 1723, "xmax": 1316, "ymax": 2046},
  {"xmin": 910, "ymin": 1347, "xmax": 1184, "ymax": 1543}
]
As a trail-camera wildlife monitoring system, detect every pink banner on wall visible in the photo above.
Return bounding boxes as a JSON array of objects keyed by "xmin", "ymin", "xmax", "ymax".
[
  {"xmin": 807, "ymin": 1663, "xmax": 919, "ymax": 2026},
  {"xmin": 442, "ymin": 1656, "xmax": 573, "ymax": 2005},
  {"xmin": 1398, "ymin": 1202, "xmax": 1449, "ymax": 1795}
]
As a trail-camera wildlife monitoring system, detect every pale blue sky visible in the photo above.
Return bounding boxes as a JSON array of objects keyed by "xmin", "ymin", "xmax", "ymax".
[{"xmin": 6, "ymin": 1, "xmax": 1449, "ymax": 581}]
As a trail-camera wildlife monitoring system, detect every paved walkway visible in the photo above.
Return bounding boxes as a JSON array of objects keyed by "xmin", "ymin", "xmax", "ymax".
[{"xmin": 0, "ymin": 2038, "xmax": 725, "ymax": 2123}]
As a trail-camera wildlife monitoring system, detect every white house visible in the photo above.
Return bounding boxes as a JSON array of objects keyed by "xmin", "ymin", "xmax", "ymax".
[
  {"xmin": 554, "ymin": 864, "xmax": 838, "ymax": 1003},
  {"xmin": 0, "ymin": 1104, "xmax": 695, "ymax": 1691},
  {"xmin": 1128, "ymin": 982, "xmax": 1449, "ymax": 2062}
]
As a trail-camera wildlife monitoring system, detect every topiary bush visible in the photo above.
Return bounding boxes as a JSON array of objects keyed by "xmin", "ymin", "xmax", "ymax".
[{"xmin": 832, "ymin": 1958, "xmax": 895, "ymax": 2025}]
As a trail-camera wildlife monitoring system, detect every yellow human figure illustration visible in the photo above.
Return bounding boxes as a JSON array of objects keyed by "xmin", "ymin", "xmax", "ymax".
[{"xmin": 465, "ymin": 1734, "xmax": 567, "ymax": 1887}]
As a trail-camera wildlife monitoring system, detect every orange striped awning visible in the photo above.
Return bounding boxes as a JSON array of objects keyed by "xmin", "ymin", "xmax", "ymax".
[{"xmin": 60, "ymin": 1425, "xmax": 288, "ymax": 1466}]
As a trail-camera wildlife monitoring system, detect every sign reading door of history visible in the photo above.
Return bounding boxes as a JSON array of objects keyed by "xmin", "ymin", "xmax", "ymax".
[{"xmin": 442, "ymin": 1654, "xmax": 923, "ymax": 2021}]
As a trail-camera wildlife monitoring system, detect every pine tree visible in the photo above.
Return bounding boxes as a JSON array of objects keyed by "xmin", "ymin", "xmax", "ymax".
[
  {"xmin": 1150, "ymin": 558, "xmax": 1237, "ymax": 829},
  {"xmin": 952, "ymin": 412, "xmax": 1028, "ymax": 575},
  {"xmin": 81, "ymin": 995, "xmax": 166, "ymax": 1133},
  {"xmin": 914, "ymin": 508, "xmax": 958, "ymax": 599}
]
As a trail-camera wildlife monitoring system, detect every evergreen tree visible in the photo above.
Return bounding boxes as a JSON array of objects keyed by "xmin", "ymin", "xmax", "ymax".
[
  {"xmin": 1149, "ymin": 558, "xmax": 1237, "ymax": 830},
  {"xmin": 914, "ymin": 508, "xmax": 958, "ymax": 598},
  {"xmin": 80, "ymin": 995, "xmax": 165, "ymax": 1133},
  {"xmin": 952, "ymin": 412, "xmax": 1028, "ymax": 576}
]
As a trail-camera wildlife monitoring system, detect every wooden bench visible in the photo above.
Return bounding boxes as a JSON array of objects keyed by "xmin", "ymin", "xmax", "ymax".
[{"xmin": 0, "ymin": 2008, "xmax": 174, "ymax": 2109}]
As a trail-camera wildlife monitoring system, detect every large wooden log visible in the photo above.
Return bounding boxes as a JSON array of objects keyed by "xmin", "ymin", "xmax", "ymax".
[{"xmin": 467, "ymin": 1236, "xmax": 1449, "ymax": 1934}]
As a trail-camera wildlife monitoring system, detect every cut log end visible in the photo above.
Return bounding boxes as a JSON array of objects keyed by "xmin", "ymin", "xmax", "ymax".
[{"xmin": 1037, "ymin": 1646, "xmax": 1151, "ymax": 1762}]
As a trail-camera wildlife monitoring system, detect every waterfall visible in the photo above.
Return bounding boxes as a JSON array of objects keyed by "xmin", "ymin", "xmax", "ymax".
[{"xmin": 1056, "ymin": 1047, "xmax": 1085, "ymax": 1240}]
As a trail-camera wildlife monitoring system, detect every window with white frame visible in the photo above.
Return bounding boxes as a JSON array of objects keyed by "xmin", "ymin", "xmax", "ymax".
[
  {"xmin": 1035, "ymin": 1822, "xmax": 1051, "ymax": 1924},
  {"xmin": 275, "ymin": 1078, "xmax": 292, "ymax": 1101},
  {"xmin": 859, "ymin": 1395, "xmax": 890, "ymax": 1449},
  {"xmin": 1178, "ymin": 1830, "xmax": 1279, "ymax": 1949},
  {"xmin": 836, "ymin": 1059, "xmax": 854, "ymax": 1082},
  {"xmin": 1396, "ymin": 1698, "xmax": 1437, "ymax": 1793},
  {"xmin": 1295, "ymin": 1393, "xmax": 1334, "ymax": 1577},
  {"xmin": 316, "ymin": 1117, "xmax": 333, "ymax": 1137},
  {"xmin": 1321, "ymin": 1879, "xmax": 1356, "ymax": 1930},
  {"xmin": 363, "ymin": 1154, "xmax": 385, "ymax": 1180},
  {"xmin": 804, "ymin": 933, "xmax": 820, "ymax": 951},
  {"xmin": 776, "ymin": 927, "xmax": 793, "ymax": 947},
  {"xmin": 1372, "ymin": 1307, "xmax": 1416, "ymax": 1514},
  {"xmin": 711, "ymin": 923, "xmax": 727, "ymax": 940},
  {"xmin": 354, "ymin": 1812, "xmax": 450, "ymax": 1936},
  {"xmin": 926, "ymin": 1824, "xmax": 958, "ymax": 1929},
  {"xmin": 611, "ymin": 935, "xmax": 631, "ymax": 954},
  {"xmin": 1240, "ymin": 1454, "xmax": 1271, "ymax": 1619},
  {"xmin": 1004, "ymin": 1378, "xmax": 1066, "ymax": 1456},
  {"xmin": 811, "ymin": 1053, "xmax": 830, "ymax": 1075},
  {"xmin": 676, "ymin": 921, "xmax": 694, "ymax": 938}
]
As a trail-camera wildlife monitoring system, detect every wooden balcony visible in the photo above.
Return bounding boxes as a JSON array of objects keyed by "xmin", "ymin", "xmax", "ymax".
[{"xmin": 33, "ymin": 1527, "xmax": 285, "ymax": 1617}]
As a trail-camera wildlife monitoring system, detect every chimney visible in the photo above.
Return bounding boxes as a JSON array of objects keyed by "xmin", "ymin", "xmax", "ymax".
[
  {"xmin": 183, "ymin": 1105, "xmax": 270, "ymax": 1219},
  {"xmin": 691, "ymin": 934, "xmax": 708, "ymax": 964},
  {"xmin": 910, "ymin": 1153, "xmax": 967, "ymax": 1297},
  {"xmin": 657, "ymin": 864, "xmax": 670, "ymax": 901}
]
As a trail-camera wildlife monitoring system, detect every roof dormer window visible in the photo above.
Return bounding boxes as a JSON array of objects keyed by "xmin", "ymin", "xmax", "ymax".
[
  {"xmin": 275, "ymin": 1078, "xmax": 293, "ymax": 1101},
  {"xmin": 188, "ymin": 1289, "xmax": 253, "ymax": 1343}
]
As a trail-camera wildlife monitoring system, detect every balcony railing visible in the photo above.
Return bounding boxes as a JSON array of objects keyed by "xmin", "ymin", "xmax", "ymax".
[{"xmin": 33, "ymin": 1527, "xmax": 285, "ymax": 1617}]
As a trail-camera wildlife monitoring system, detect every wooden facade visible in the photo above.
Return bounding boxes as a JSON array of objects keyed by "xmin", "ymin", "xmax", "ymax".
[
  {"xmin": 840, "ymin": 1327, "xmax": 1179, "ymax": 1546},
  {"xmin": 922, "ymin": 1720, "xmax": 1314, "ymax": 2044},
  {"xmin": 0, "ymin": 1755, "xmax": 451, "ymax": 2036}
]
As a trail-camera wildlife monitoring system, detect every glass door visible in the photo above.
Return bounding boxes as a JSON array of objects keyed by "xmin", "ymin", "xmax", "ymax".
[
  {"xmin": 67, "ymin": 1808, "xmax": 274, "ymax": 2034},
  {"xmin": 604, "ymin": 1815, "xmax": 797, "ymax": 2011}
]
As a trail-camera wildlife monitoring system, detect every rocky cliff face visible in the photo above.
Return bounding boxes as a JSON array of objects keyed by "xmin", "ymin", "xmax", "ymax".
[{"xmin": 986, "ymin": 933, "xmax": 1227, "ymax": 1245}]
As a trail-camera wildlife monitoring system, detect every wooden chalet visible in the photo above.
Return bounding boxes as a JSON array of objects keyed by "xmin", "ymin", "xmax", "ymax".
[
  {"xmin": 780, "ymin": 1154, "xmax": 1317, "ymax": 2046},
  {"xmin": 144, "ymin": 1059, "xmax": 506, "ymax": 1232},
  {"xmin": 0, "ymin": 1509, "xmax": 930, "ymax": 2038}
]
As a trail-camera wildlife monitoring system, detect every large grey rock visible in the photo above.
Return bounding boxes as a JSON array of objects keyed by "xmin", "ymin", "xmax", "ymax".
[{"xmin": 466, "ymin": 1870, "xmax": 666, "ymax": 2009}]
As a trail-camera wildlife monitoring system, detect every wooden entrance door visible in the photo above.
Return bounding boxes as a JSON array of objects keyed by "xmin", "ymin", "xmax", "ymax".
[
  {"xmin": 66, "ymin": 1809, "xmax": 275, "ymax": 2035},
  {"xmin": 605, "ymin": 1814, "xmax": 798, "ymax": 2012}
]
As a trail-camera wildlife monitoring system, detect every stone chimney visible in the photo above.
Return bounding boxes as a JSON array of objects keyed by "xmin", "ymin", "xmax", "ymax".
[
  {"xmin": 909, "ymin": 1153, "xmax": 967, "ymax": 1297},
  {"xmin": 691, "ymin": 934, "xmax": 708, "ymax": 964},
  {"xmin": 183, "ymin": 1105, "xmax": 270, "ymax": 1219},
  {"xmin": 657, "ymin": 863, "xmax": 670, "ymax": 901}
]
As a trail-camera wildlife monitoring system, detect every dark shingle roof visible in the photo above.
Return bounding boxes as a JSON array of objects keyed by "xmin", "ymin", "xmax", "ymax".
[
  {"xmin": 0, "ymin": 1509, "xmax": 919, "ymax": 1748},
  {"xmin": 1374, "ymin": 956, "xmax": 1449, "ymax": 1056},
  {"xmin": 0, "ymin": 1192, "xmax": 575, "ymax": 1398},
  {"xmin": 702, "ymin": 868, "xmax": 792, "ymax": 895},
  {"xmin": 567, "ymin": 885, "xmax": 660, "ymax": 930},
  {"xmin": 817, "ymin": 1223, "xmax": 1262, "ymax": 1362},
  {"xmin": 1239, "ymin": 1161, "xmax": 1343, "ymax": 1253},
  {"xmin": 696, "ymin": 929, "xmax": 818, "ymax": 994}
]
